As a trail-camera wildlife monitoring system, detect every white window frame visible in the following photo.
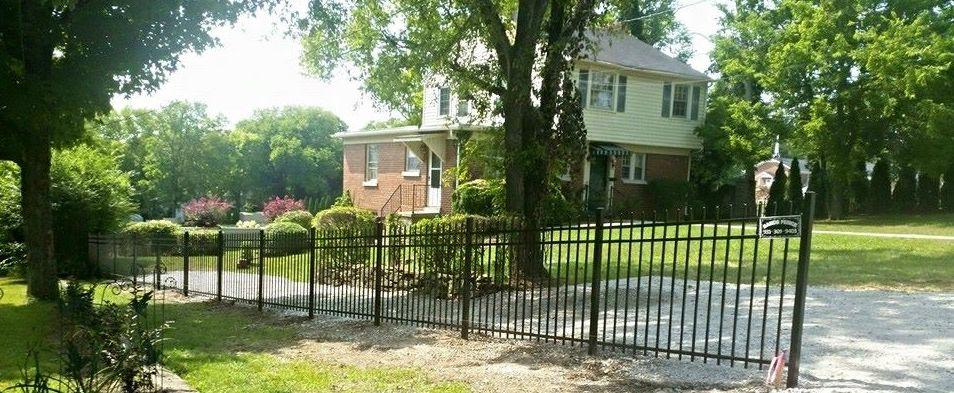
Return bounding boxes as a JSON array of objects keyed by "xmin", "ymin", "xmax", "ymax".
[
  {"xmin": 587, "ymin": 71, "xmax": 617, "ymax": 111},
  {"xmin": 403, "ymin": 147, "xmax": 421, "ymax": 177},
  {"xmin": 363, "ymin": 144, "xmax": 379, "ymax": 187},
  {"xmin": 621, "ymin": 153, "xmax": 647, "ymax": 184},
  {"xmin": 438, "ymin": 87, "xmax": 451, "ymax": 117},
  {"xmin": 671, "ymin": 84, "xmax": 690, "ymax": 118}
]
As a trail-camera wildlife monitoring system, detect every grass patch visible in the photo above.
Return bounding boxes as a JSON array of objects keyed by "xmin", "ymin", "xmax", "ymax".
[
  {"xmin": 0, "ymin": 279, "xmax": 470, "ymax": 392},
  {"xmin": 814, "ymin": 213, "xmax": 954, "ymax": 236}
]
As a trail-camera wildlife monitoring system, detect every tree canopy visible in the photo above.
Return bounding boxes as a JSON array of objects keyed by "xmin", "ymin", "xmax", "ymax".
[{"xmin": 0, "ymin": 0, "xmax": 271, "ymax": 299}]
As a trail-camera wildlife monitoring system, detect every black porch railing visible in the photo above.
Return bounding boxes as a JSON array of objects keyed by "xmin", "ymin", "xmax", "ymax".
[{"xmin": 89, "ymin": 194, "xmax": 816, "ymax": 387}]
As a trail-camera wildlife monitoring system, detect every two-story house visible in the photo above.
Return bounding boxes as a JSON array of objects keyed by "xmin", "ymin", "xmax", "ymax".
[{"xmin": 336, "ymin": 31, "xmax": 709, "ymax": 217}]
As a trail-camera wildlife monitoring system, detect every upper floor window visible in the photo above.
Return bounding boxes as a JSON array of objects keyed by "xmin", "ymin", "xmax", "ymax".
[
  {"xmin": 672, "ymin": 84, "xmax": 689, "ymax": 117},
  {"xmin": 589, "ymin": 71, "xmax": 616, "ymax": 110},
  {"xmin": 662, "ymin": 82, "xmax": 703, "ymax": 120},
  {"xmin": 405, "ymin": 147, "xmax": 421, "ymax": 174},
  {"xmin": 439, "ymin": 87, "xmax": 451, "ymax": 116},
  {"xmin": 578, "ymin": 69, "xmax": 627, "ymax": 112},
  {"xmin": 365, "ymin": 144, "xmax": 379, "ymax": 182},
  {"xmin": 621, "ymin": 153, "xmax": 646, "ymax": 183},
  {"xmin": 457, "ymin": 98, "xmax": 469, "ymax": 116}
]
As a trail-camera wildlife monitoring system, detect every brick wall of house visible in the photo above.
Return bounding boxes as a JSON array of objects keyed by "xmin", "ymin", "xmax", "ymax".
[
  {"xmin": 611, "ymin": 153, "xmax": 689, "ymax": 213},
  {"xmin": 342, "ymin": 139, "xmax": 457, "ymax": 215}
]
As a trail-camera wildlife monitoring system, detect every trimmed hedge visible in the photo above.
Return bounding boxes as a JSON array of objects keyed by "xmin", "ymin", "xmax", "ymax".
[
  {"xmin": 452, "ymin": 179, "xmax": 504, "ymax": 216},
  {"xmin": 274, "ymin": 210, "xmax": 314, "ymax": 229},
  {"xmin": 312, "ymin": 206, "xmax": 376, "ymax": 267},
  {"xmin": 264, "ymin": 222, "xmax": 309, "ymax": 256},
  {"xmin": 312, "ymin": 206, "xmax": 376, "ymax": 231},
  {"xmin": 122, "ymin": 220, "xmax": 182, "ymax": 242}
]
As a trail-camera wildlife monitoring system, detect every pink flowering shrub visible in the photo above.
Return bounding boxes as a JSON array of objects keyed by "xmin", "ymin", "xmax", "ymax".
[
  {"xmin": 182, "ymin": 196, "xmax": 233, "ymax": 227},
  {"xmin": 263, "ymin": 196, "xmax": 306, "ymax": 221}
]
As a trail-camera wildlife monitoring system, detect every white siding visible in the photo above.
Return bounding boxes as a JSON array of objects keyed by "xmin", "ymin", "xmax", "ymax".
[
  {"xmin": 578, "ymin": 63, "xmax": 705, "ymax": 150},
  {"xmin": 421, "ymin": 84, "xmax": 444, "ymax": 126}
]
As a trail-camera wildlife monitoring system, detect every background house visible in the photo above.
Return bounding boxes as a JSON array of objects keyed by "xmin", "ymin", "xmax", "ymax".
[{"xmin": 337, "ymin": 31, "xmax": 710, "ymax": 217}]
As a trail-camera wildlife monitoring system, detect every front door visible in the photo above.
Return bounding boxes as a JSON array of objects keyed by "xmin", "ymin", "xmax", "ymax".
[
  {"xmin": 588, "ymin": 156, "xmax": 608, "ymax": 211},
  {"xmin": 428, "ymin": 152, "xmax": 442, "ymax": 207}
]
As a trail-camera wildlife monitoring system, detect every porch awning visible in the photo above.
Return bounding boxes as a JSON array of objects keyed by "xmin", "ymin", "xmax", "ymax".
[{"xmin": 589, "ymin": 143, "xmax": 630, "ymax": 157}]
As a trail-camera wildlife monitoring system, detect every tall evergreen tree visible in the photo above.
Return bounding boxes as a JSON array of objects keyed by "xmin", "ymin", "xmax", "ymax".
[
  {"xmin": 942, "ymin": 162, "xmax": 954, "ymax": 212},
  {"xmin": 767, "ymin": 163, "xmax": 788, "ymax": 212},
  {"xmin": 893, "ymin": 166, "xmax": 918, "ymax": 212},
  {"xmin": 808, "ymin": 161, "xmax": 830, "ymax": 218},
  {"xmin": 849, "ymin": 161, "xmax": 870, "ymax": 214},
  {"xmin": 917, "ymin": 174, "xmax": 940, "ymax": 213},
  {"xmin": 787, "ymin": 158, "xmax": 804, "ymax": 212},
  {"xmin": 868, "ymin": 158, "xmax": 893, "ymax": 212}
]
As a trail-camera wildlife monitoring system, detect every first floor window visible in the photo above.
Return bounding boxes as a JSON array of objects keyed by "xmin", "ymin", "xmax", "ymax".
[
  {"xmin": 588, "ymin": 71, "xmax": 616, "ymax": 110},
  {"xmin": 405, "ymin": 147, "xmax": 421, "ymax": 173},
  {"xmin": 621, "ymin": 153, "xmax": 646, "ymax": 182},
  {"xmin": 365, "ymin": 144, "xmax": 379, "ymax": 181}
]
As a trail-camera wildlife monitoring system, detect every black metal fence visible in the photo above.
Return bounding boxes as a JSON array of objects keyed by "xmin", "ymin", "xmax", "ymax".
[{"xmin": 89, "ymin": 195, "xmax": 816, "ymax": 387}]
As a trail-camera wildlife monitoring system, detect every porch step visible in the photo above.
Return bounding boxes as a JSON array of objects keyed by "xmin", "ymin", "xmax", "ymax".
[{"xmin": 396, "ymin": 206, "xmax": 440, "ymax": 217}]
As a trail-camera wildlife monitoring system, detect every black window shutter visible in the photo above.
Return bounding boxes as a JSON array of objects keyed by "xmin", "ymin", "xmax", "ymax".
[
  {"xmin": 690, "ymin": 85, "xmax": 701, "ymax": 120},
  {"xmin": 616, "ymin": 76, "xmax": 627, "ymax": 112},
  {"xmin": 661, "ymin": 82, "xmax": 672, "ymax": 117},
  {"xmin": 578, "ymin": 69, "xmax": 589, "ymax": 107}
]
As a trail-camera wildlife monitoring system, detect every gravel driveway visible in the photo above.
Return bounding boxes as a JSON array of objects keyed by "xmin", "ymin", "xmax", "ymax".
[{"xmin": 147, "ymin": 270, "xmax": 953, "ymax": 392}]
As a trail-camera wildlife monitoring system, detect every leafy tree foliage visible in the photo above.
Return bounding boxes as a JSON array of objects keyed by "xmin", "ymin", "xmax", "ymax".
[
  {"xmin": 848, "ymin": 162, "xmax": 870, "ymax": 214},
  {"xmin": 766, "ymin": 162, "xmax": 787, "ymax": 211},
  {"xmin": 700, "ymin": 0, "xmax": 952, "ymax": 219},
  {"xmin": 613, "ymin": 0, "xmax": 693, "ymax": 61},
  {"xmin": 868, "ymin": 158, "xmax": 892, "ymax": 213},
  {"xmin": 786, "ymin": 158, "xmax": 803, "ymax": 211},
  {"xmin": 893, "ymin": 166, "xmax": 918, "ymax": 213},
  {"xmin": 233, "ymin": 107, "xmax": 345, "ymax": 209},
  {"xmin": 0, "ymin": 0, "xmax": 268, "ymax": 299},
  {"xmin": 807, "ymin": 161, "xmax": 829, "ymax": 218}
]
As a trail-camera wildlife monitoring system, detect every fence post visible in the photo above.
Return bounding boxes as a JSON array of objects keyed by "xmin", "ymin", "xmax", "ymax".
[
  {"xmin": 217, "ymin": 230, "xmax": 224, "ymax": 301},
  {"xmin": 183, "ymin": 231, "xmax": 190, "ymax": 296},
  {"xmin": 588, "ymin": 207, "xmax": 605, "ymax": 355},
  {"xmin": 373, "ymin": 219, "xmax": 384, "ymax": 326},
  {"xmin": 787, "ymin": 192, "xmax": 816, "ymax": 388},
  {"xmin": 461, "ymin": 217, "xmax": 474, "ymax": 339},
  {"xmin": 308, "ymin": 228, "xmax": 316, "ymax": 319},
  {"xmin": 154, "ymin": 238, "xmax": 161, "ymax": 290},
  {"xmin": 258, "ymin": 229, "xmax": 265, "ymax": 312}
]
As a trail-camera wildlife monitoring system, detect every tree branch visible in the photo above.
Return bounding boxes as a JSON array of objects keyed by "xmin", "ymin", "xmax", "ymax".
[{"xmin": 462, "ymin": 0, "xmax": 512, "ymax": 73}]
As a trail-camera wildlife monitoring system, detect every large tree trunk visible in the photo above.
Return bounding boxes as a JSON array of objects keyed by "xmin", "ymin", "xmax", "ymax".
[{"xmin": 20, "ymin": 134, "xmax": 58, "ymax": 300}]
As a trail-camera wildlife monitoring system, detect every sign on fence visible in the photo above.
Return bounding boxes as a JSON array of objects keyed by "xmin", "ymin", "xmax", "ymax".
[{"xmin": 758, "ymin": 215, "xmax": 802, "ymax": 238}]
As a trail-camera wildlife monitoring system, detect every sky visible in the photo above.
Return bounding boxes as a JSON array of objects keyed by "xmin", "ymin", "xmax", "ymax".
[{"xmin": 112, "ymin": 0, "xmax": 724, "ymax": 131}]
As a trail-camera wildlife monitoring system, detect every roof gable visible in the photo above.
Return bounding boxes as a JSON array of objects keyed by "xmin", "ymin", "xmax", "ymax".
[{"xmin": 584, "ymin": 31, "xmax": 709, "ymax": 80}]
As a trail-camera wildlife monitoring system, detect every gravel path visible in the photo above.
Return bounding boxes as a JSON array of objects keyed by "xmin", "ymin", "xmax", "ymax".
[{"xmin": 147, "ymin": 270, "xmax": 953, "ymax": 392}]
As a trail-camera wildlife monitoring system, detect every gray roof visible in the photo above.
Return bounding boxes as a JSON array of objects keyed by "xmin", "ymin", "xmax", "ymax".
[{"xmin": 584, "ymin": 31, "xmax": 709, "ymax": 80}]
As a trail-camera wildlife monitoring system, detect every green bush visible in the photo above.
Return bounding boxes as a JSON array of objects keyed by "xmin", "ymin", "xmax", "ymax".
[
  {"xmin": 410, "ymin": 215, "xmax": 511, "ymax": 298},
  {"xmin": 942, "ymin": 162, "xmax": 954, "ymax": 211},
  {"xmin": 0, "ymin": 242, "xmax": 25, "ymax": 277},
  {"xmin": 0, "ymin": 163, "xmax": 21, "ymax": 242},
  {"xmin": 184, "ymin": 229, "xmax": 220, "ymax": 256},
  {"xmin": 648, "ymin": 179, "xmax": 692, "ymax": 214},
  {"xmin": 264, "ymin": 222, "xmax": 309, "ymax": 256},
  {"xmin": 452, "ymin": 179, "xmax": 504, "ymax": 216},
  {"xmin": 122, "ymin": 220, "xmax": 182, "ymax": 241},
  {"xmin": 274, "ymin": 209, "xmax": 314, "ymax": 229},
  {"xmin": 766, "ymin": 163, "xmax": 788, "ymax": 211},
  {"xmin": 312, "ymin": 206, "xmax": 376, "ymax": 231},
  {"xmin": 869, "ymin": 158, "xmax": 892, "ymax": 212},
  {"xmin": 312, "ymin": 206, "xmax": 376, "ymax": 270},
  {"xmin": 50, "ymin": 146, "xmax": 136, "ymax": 276},
  {"xmin": 893, "ymin": 166, "xmax": 918, "ymax": 212}
]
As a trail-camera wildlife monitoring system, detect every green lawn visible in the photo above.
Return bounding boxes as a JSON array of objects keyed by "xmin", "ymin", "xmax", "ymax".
[
  {"xmin": 813, "ymin": 213, "xmax": 954, "ymax": 236},
  {"xmin": 0, "ymin": 278, "xmax": 469, "ymax": 392}
]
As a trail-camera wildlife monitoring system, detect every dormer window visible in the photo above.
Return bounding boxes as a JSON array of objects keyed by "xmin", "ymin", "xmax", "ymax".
[{"xmin": 439, "ymin": 87, "xmax": 451, "ymax": 116}]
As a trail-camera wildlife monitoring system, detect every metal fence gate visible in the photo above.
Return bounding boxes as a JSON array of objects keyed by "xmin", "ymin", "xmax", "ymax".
[{"xmin": 89, "ymin": 194, "xmax": 816, "ymax": 387}]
